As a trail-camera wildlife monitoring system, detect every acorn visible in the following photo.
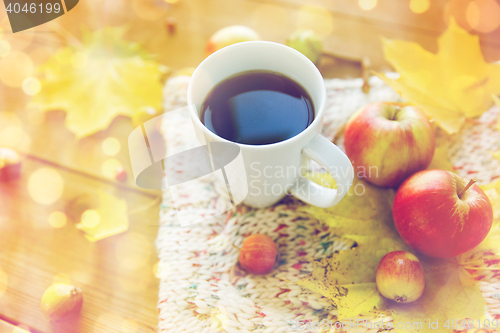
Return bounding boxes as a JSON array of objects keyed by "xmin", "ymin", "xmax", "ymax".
[
  {"xmin": 239, "ymin": 234, "xmax": 277, "ymax": 275},
  {"xmin": 115, "ymin": 167, "xmax": 128, "ymax": 182},
  {"xmin": 41, "ymin": 283, "xmax": 83, "ymax": 321},
  {"xmin": 0, "ymin": 147, "xmax": 21, "ymax": 181}
]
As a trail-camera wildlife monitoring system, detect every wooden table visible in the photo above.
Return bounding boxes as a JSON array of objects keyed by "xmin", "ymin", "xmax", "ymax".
[{"xmin": 0, "ymin": 0, "xmax": 498, "ymax": 332}]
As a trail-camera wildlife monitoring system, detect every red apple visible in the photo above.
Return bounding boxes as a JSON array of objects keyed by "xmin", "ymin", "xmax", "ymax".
[
  {"xmin": 344, "ymin": 102, "xmax": 435, "ymax": 187},
  {"xmin": 376, "ymin": 251, "xmax": 425, "ymax": 303},
  {"xmin": 393, "ymin": 170, "xmax": 493, "ymax": 258},
  {"xmin": 206, "ymin": 26, "xmax": 260, "ymax": 56}
]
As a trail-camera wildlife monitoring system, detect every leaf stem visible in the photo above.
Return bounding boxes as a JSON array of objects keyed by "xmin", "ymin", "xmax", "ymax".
[{"xmin": 458, "ymin": 179, "xmax": 476, "ymax": 199}]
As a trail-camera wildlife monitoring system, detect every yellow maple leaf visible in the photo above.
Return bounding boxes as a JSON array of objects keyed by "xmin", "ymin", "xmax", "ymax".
[
  {"xmin": 472, "ymin": 179, "xmax": 500, "ymax": 255},
  {"xmin": 297, "ymin": 238, "xmax": 410, "ymax": 319},
  {"xmin": 296, "ymin": 175, "xmax": 487, "ymax": 329},
  {"xmin": 482, "ymin": 181, "xmax": 500, "ymax": 221},
  {"xmin": 427, "ymin": 130, "xmax": 455, "ymax": 172},
  {"xmin": 376, "ymin": 19, "xmax": 500, "ymax": 134},
  {"xmin": 76, "ymin": 190, "xmax": 129, "ymax": 242},
  {"xmin": 30, "ymin": 27, "xmax": 167, "ymax": 138}
]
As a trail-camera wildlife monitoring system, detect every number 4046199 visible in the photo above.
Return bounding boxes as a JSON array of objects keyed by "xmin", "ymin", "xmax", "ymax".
[
  {"xmin": 5, "ymin": 2, "xmax": 61, "ymax": 14},
  {"xmin": 443, "ymin": 319, "xmax": 499, "ymax": 330}
]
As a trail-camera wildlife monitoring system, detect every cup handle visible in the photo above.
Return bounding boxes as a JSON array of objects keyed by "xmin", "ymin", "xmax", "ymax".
[{"xmin": 289, "ymin": 134, "xmax": 354, "ymax": 208}]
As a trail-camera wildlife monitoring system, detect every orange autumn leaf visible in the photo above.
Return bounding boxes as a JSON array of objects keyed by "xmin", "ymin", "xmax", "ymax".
[{"xmin": 376, "ymin": 19, "xmax": 500, "ymax": 134}]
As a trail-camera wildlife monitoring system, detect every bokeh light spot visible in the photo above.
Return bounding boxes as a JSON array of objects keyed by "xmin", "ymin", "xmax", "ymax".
[
  {"xmin": 102, "ymin": 158, "xmax": 123, "ymax": 178},
  {"xmin": 466, "ymin": 0, "xmax": 500, "ymax": 33},
  {"xmin": 102, "ymin": 137, "xmax": 121, "ymax": 156},
  {"xmin": 467, "ymin": 2, "xmax": 481, "ymax": 28},
  {"xmin": 0, "ymin": 112, "xmax": 31, "ymax": 151},
  {"xmin": 410, "ymin": 0, "xmax": 430, "ymax": 13},
  {"xmin": 28, "ymin": 168, "xmax": 64, "ymax": 205},
  {"xmin": 22, "ymin": 77, "xmax": 41, "ymax": 96},
  {"xmin": 48, "ymin": 211, "xmax": 67, "ymax": 228},
  {"xmin": 359, "ymin": 0, "xmax": 377, "ymax": 11},
  {"xmin": 297, "ymin": 5, "xmax": 334, "ymax": 38},
  {"xmin": 49, "ymin": 211, "xmax": 68, "ymax": 229},
  {"xmin": 0, "ymin": 51, "xmax": 34, "ymax": 87},
  {"xmin": 81, "ymin": 209, "xmax": 100, "ymax": 228},
  {"xmin": 0, "ymin": 40, "xmax": 11, "ymax": 57},
  {"xmin": 443, "ymin": 0, "xmax": 474, "ymax": 31}
]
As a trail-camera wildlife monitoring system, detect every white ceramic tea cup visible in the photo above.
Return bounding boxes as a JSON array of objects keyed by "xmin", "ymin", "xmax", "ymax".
[{"xmin": 187, "ymin": 41, "xmax": 354, "ymax": 208}]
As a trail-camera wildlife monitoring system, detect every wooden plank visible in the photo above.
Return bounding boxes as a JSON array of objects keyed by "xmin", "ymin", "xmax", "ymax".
[
  {"xmin": 0, "ymin": 156, "xmax": 160, "ymax": 333},
  {"xmin": 253, "ymin": 0, "xmax": 500, "ymax": 47},
  {"xmin": 110, "ymin": 0, "xmax": 500, "ymax": 72},
  {"xmin": 153, "ymin": 0, "xmax": 498, "ymax": 69}
]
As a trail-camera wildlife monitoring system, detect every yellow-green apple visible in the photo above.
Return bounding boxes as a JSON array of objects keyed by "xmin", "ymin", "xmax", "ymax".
[
  {"xmin": 344, "ymin": 102, "xmax": 435, "ymax": 187},
  {"xmin": 393, "ymin": 170, "xmax": 493, "ymax": 258},
  {"xmin": 286, "ymin": 29, "xmax": 323, "ymax": 64},
  {"xmin": 206, "ymin": 26, "xmax": 260, "ymax": 56},
  {"xmin": 376, "ymin": 251, "xmax": 425, "ymax": 303}
]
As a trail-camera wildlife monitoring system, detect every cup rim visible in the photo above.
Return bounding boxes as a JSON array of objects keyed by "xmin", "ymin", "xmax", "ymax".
[{"xmin": 187, "ymin": 41, "xmax": 326, "ymax": 149}]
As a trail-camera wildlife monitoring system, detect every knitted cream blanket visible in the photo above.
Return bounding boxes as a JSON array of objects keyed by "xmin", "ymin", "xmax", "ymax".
[{"xmin": 157, "ymin": 75, "xmax": 500, "ymax": 333}]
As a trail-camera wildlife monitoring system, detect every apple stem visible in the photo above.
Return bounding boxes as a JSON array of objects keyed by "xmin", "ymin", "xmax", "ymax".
[
  {"xmin": 458, "ymin": 179, "xmax": 476, "ymax": 199},
  {"xmin": 390, "ymin": 106, "xmax": 401, "ymax": 120}
]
